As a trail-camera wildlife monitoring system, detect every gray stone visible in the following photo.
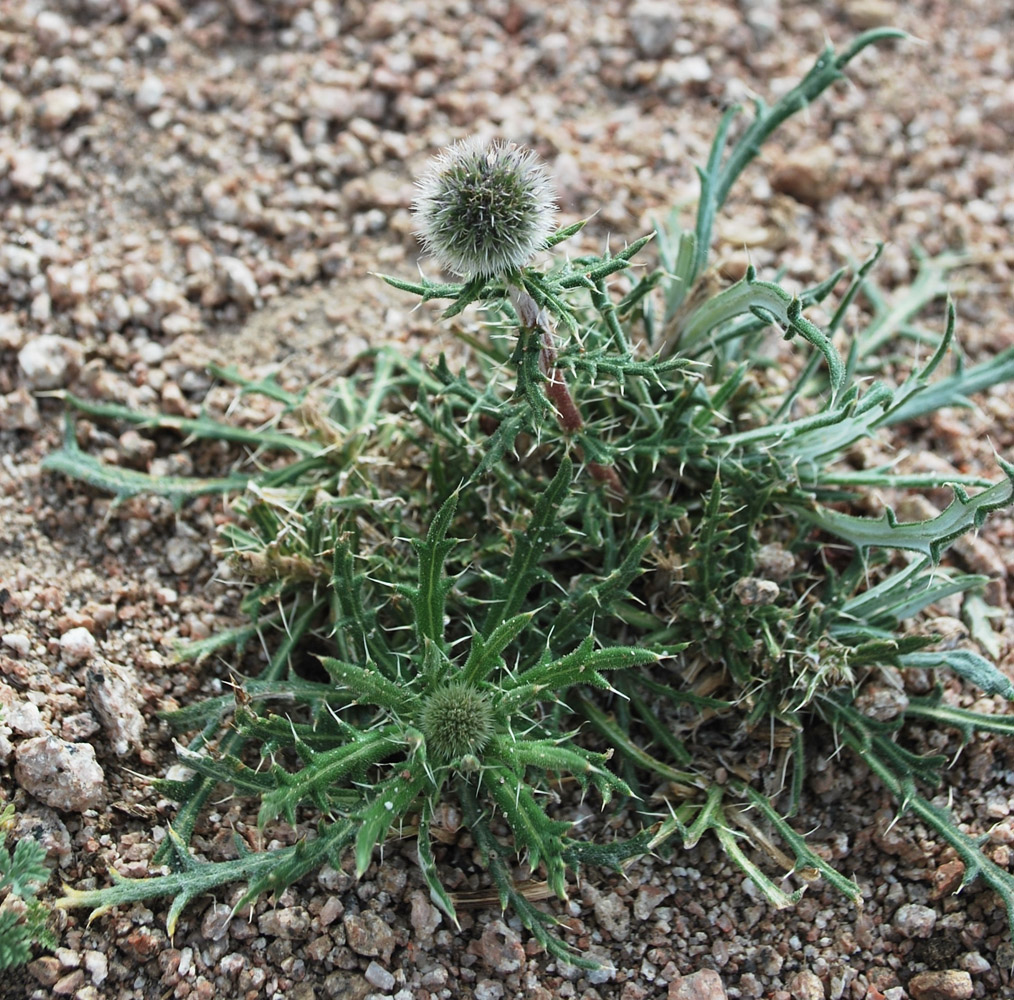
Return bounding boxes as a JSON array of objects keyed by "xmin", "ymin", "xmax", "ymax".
[
  {"xmin": 473, "ymin": 919, "xmax": 524, "ymax": 975},
  {"xmin": 5, "ymin": 698, "xmax": 44, "ymax": 736},
  {"xmin": 408, "ymin": 890, "xmax": 441, "ymax": 938},
  {"xmin": 364, "ymin": 961, "xmax": 395, "ymax": 992},
  {"xmin": 474, "ymin": 980, "xmax": 504, "ymax": 1000},
  {"xmin": 13, "ymin": 804, "xmax": 72, "ymax": 859},
  {"xmin": 217, "ymin": 256, "xmax": 259, "ymax": 307},
  {"xmin": 86, "ymin": 661, "xmax": 145, "ymax": 756},
  {"xmin": 166, "ymin": 536, "xmax": 205, "ymax": 575},
  {"xmin": 258, "ymin": 906, "xmax": 312, "ymax": 939},
  {"xmin": 629, "ymin": 1, "xmax": 680, "ymax": 58},
  {"xmin": 593, "ymin": 891, "xmax": 631, "ymax": 942},
  {"xmin": 894, "ymin": 902, "xmax": 937, "ymax": 939}
]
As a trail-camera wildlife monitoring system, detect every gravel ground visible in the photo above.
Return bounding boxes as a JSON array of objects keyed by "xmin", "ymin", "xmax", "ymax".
[{"xmin": 2, "ymin": 1, "xmax": 1014, "ymax": 999}]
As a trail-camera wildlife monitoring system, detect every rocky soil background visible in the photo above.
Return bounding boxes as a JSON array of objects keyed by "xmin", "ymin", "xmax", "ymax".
[{"xmin": 2, "ymin": 1, "xmax": 1014, "ymax": 999}]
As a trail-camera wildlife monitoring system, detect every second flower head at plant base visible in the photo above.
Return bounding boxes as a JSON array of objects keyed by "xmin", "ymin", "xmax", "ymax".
[{"xmin": 412, "ymin": 136, "xmax": 558, "ymax": 280}]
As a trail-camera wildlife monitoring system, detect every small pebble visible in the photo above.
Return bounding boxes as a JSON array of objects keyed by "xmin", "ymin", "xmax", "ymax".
[
  {"xmin": 657, "ymin": 55, "xmax": 712, "ymax": 89},
  {"xmin": 258, "ymin": 906, "xmax": 312, "ymax": 939},
  {"xmin": 408, "ymin": 890, "xmax": 441, "ymax": 938},
  {"xmin": 17, "ymin": 335, "xmax": 84, "ymax": 389},
  {"xmin": 593, "ymin": 891, "xmax": 631, "ymax": 941},
  {"xmin": 755, "ymin": 543, "xmax": 795, "ymax": 581},
  {"xmin": 786, "ymin": 970, "xmax": 824, "ymax": 1000},
  {"xmin": 472, "ymin": 919, "xmax": 524, "ymax": 975},
  {"xmin": 61, "ymin": 711, "xmax": 101, "ymax": 742},
  {"xmin": 37, "ymin": 86, "xmax": 84, "ymax": 130},
  {"xmin": 135, "ymin": 75, "xmax": 165, "ymax": 112},
  {"xmin": 668, "ymin": 970, "xmax": 728, "ymax": 1000},
  {"xmin": 28, "ymin": 956, "xmax": 62, "ymax": 987},
  {"xmin": 13, "ymin": 805, "xmax": 72, "ymax": 860},
  {"xmin": 628, "ymin": 0, "xmax": 681, "ymax": 58},
  {"xmin": 83, "ymin": 951, "xmax": 108, "ymax": 986},
  {"xmin": 13, "ymin": 735, "xmax": 105, "ymax": 811},
  {"xmin": 35, "ymin": 10, "xmax": 72, "ymax": 50},
  {"xmin": 217, "ymin": 256, "xmax": 259, "ymax": 307},
  {"xmin": 4, "ymin": 699, "xmax": 44, "ymax": 736},
  {"xmin": 364, "ymin": 961, "xmax": 396, "ymax": 992},
  {"xmin": 53, "ymin": 969, "xmax": 86, "ymax": 995},
  {"xmin": 59, "ymin": 626, "xmax": 96, "ymax": 665},
  {"xmin": 344, "ymin": 912, "xmax": 396, "ymax": 962},
  {"xmin": 907, "ymin": 970, "xmax": 973, "ymax": 1000},
  {"xmin": 894, "ymin": 902, "xmax": 937, "ymax": 939},
  {"xmin": 86, "ymin": 662, "xmax": 145, "ymax": 756},
  {"xmin": 733, "ymin": 576, "xmax": 780, "ymax": 606},
  {"xmin": 634, "ymin": 884, "xmax": 668, "ymax": 921},
  {"xmin": 1, "ymin": 632, "xmax": 31, "ymax": 656},
  {"xmin": 166, "ymin": 536, "xmax": 205, "ymax": 575},
  {"xmin": 9, "ymin": 148, "xmax": 49, "ymax": 191}
]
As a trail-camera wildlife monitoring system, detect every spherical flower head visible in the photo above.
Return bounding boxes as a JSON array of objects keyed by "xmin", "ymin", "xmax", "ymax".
[
  {"xmin": 413, "ymin": 137, "xmax": 558, "ymax": 280},
  {"xmin": 421, "ymin": 681, "xmax": 495, "ymax": 762}
]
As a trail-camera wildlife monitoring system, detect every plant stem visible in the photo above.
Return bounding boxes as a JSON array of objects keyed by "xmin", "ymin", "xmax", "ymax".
[{"xmin": 509, "ymin": 285, "xmax": 624, "ymax": 496}]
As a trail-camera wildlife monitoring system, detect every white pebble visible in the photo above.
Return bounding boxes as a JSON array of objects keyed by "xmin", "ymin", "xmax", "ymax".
[
  {"xmin": 9, "ymin": 148, "xmax": 50, "ymax": 191},
  {"xmin": 1, "ymin": 632, "xmax": 31, "ymax": 656},
  {"xmin": 1, "ymin": 244, "xmax": 41, "ymax": 278},
  {"xmin": 83, "ymin": 950, "xmax": 108, "ymax": 985},
  {"xmin": 629, "ymin": 0, "xmax": 681, "ymax": 58},
  {"xmin": 217, "ymin": 256, "xmax": 259, "ymax": 307},
  {"xmin": 135, "ymin": 75, "xmax": 165, "ymax": 112},
  {"xmin": 658, "ymin": 55, "xmax": 712, "ymax": 87},
  {"xmin": 37, "ymin": 86, "xmax": 84, "ymax": 130},
  {"xmin": 5, "ymin": 700, "xmax": 44, "ymax": 737},
  {"xmin": 18, "ymin": 334, "xmax": 84, "ymax": 389},
  {"xmin": 60, "ymin": 626, "xmax": 96, "ymax": 665},
  {"xmin": 35, "ymin": 10, "xmax": 72, "ymax": 50}
]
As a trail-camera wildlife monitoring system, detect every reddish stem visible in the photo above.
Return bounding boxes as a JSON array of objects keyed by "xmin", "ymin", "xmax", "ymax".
[{"xmin": 510, "ymin": 285, "xmax": 625, "ymax": 499}]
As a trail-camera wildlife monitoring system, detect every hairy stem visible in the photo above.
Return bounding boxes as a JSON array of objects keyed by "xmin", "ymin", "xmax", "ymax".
[{"xmin": 509, "ymin": 284, "xmax": 624, "ymax": 496}]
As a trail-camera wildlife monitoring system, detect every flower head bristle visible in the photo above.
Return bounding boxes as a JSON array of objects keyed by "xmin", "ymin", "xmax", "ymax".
[
  {"xmin": 421, "ymin": 680, "xmax": 495, "ymax": 762},
  {"xmin": 412, "ymin": 136, "xmax": 558, "ymax": 280}
]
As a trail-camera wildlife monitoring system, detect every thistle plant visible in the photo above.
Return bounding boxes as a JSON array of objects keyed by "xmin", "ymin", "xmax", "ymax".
[{"xmin": 45, "ymin": 26, "xmax": 1014, "ymax": 967}]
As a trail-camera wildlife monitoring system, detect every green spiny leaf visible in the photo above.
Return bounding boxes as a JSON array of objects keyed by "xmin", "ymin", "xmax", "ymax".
[
  {"xmin": 805, "ymin": 461, "xmax": 1014, "ymax": 560},
  {"xmin": 899, "ymin": 648, "xmax": 1014, "ymax": 700},
  {"xmin": 354, "ymin": 768, "xmax": 429, "ymax": 877},
  {"xmin": 403, "ymin": 492, "xmax": 459, "ymax": 649},
  {"xmin": 461, "ymin": 612, "xmax": 534, "ymax": 686},
  {"xmin": 483, "ymin": 765, "xmax": 570, "ymax": 898},
  {"xmin": 318, "ymin": 657, "xmax": 413, "ymax": 713},
  {"xmin": 480, "ymin": 457, "xmax": 572, "ymax": 636}
]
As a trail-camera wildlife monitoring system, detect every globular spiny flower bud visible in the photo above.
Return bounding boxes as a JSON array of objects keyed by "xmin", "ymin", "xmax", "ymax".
[
  {"xmin": 412, "ymin": 136, "xmax": 558, "ymax": 280},
  {"xmin": 421, "ymin": 680, "xmax": 495, "ymax": 762}
]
